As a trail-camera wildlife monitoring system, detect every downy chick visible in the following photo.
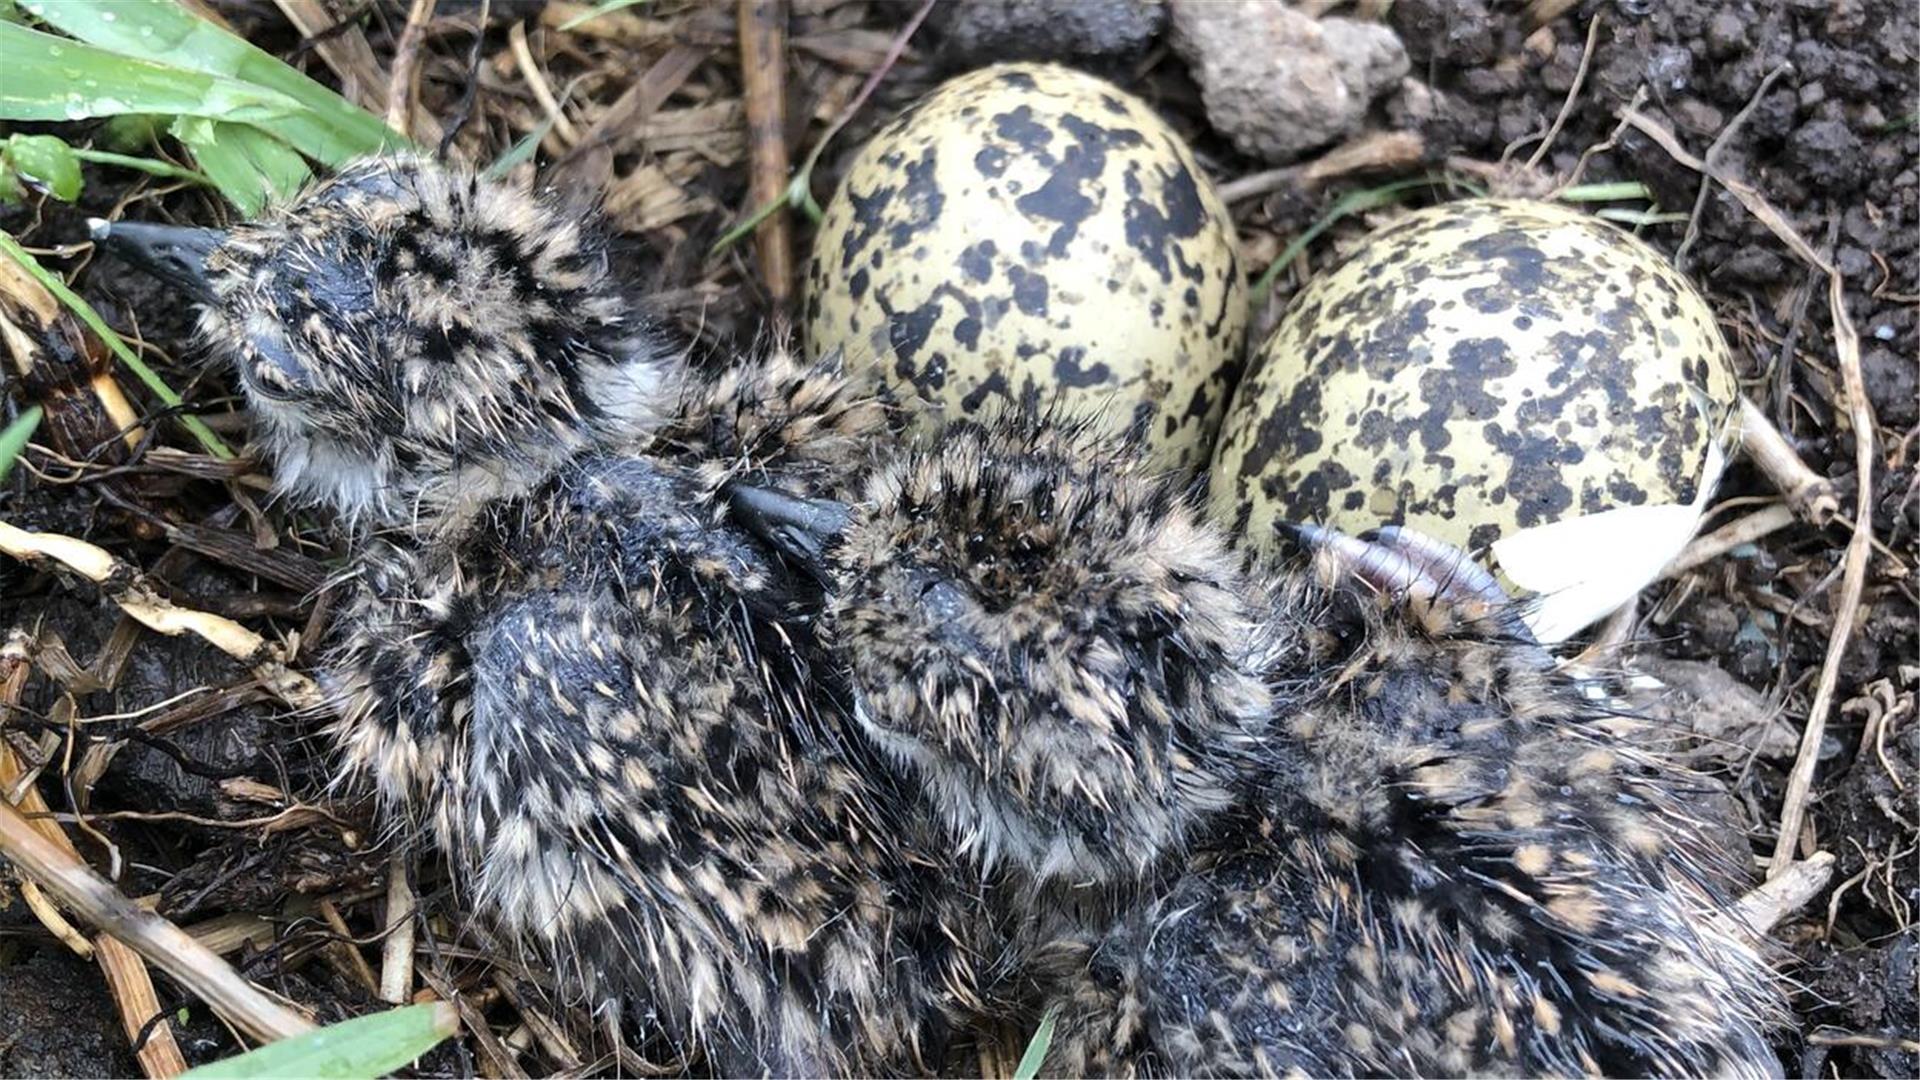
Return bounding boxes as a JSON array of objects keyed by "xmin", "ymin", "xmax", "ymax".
[
  {"xmin": 96, "ymin": 157, "xmax": 959, "ymax": 1075},
  {"xmin": 742, "ymin": 418, "xmax": 1787, "ymax": 1078}
]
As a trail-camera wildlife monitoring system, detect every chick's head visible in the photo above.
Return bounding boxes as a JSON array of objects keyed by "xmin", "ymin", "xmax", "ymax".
[{"xmin": 102, "ymin": 156, "xmax": 679, "ymax": 529}]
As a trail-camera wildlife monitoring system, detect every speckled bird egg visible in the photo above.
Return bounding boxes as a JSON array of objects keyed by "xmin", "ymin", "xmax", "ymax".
[
  {"xmin": 1209, "ymin": 198, "xmax": 1741, "ymax": 642},
  {"xmin": 804, "ymin": 62, "xmax": 1247, "ymax": 472}
]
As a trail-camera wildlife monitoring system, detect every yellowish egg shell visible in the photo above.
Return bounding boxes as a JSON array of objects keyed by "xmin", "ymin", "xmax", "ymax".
[
  {"xmin": 805, "ymin": 63, "xmax": 1247, "ymax": 472},
  {"xmin": 1209, "ymin": 198, "xmax": 1741, "ymax": 642}
]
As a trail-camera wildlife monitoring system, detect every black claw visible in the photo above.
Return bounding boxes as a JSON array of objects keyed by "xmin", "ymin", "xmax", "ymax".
[
  {"xmin": 724, "ymin": 481, "xmax": 853, "ymax": 585},
  {"xmin": 90, "ymin": 219, "xmax": 225, "ymax": 305}
]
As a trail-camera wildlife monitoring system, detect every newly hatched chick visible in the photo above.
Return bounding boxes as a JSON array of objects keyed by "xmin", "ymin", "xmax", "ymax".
[
  {"xmin": 97, "ymin": 158, "xmax": 958, "ymax": 1075},
  {"xmin": 746, "ymin": 419, "xmax": 1786, "ymax": 1078},
  {"xmin": 822, "ymin": 418, "xmax": 1287, "ymax": 886}
]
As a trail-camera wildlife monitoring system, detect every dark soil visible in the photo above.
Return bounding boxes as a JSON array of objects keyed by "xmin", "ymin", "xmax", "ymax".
[
  {"xmin": 2, "ymin": 0, "xmax": 1915, "ymax": 1076},
  {"xmin": 0, "ymin": 940, "xmax": 138, "ymax": 1078}
]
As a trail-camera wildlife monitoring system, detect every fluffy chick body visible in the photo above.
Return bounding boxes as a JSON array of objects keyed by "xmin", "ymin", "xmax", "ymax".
[
  {"xmin": 331, "ymin": 453, "xmax": 951, "ymax": 1073},
  {"xmin": 816, "ymin": 419, "xmax": 1784, "ymax": 1078},
  {"xmin": 1040, "ymin": 585, "xmax": 1781, "ymax": 1077},
  {"xmin": 121, "ymin": 157, "xmax": 979, "ymax": 1073}
]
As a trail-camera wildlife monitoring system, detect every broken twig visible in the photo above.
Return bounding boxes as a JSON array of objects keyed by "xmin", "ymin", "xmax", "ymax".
[
  {"xmin": 0, "ymin": 795, "xmax": 315, "ymax": 1044},
  {"xmin": 738, "ymin": 0, "xmax": 796, "ymax": 325}
]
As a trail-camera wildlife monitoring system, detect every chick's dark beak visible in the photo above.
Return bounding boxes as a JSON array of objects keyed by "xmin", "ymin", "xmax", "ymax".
[
  {"xmin": 89, "ymin": 219, "xmax": 225, "ymax": 305},
  {"xmin": 724, "ymin": 481, "xmax": 852, "ymax": 585}
]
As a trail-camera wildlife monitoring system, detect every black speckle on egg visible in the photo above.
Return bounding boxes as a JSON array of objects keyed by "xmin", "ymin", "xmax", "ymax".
[
  {"xmin": 1052, "ymin": 347, "xmax": 1112, "ymax": 389},
  {"xmin": 1006, "ymin": 265, "xmax": 1049, "ymax": 317},
  {"xmin": 958, "ymin": 240, "xmax": 997, "ymax": 283}
]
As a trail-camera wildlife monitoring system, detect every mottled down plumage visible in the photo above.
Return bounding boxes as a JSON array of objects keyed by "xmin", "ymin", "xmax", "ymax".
[
  {"xmin": 330, "ymin": 451, "xmax": 954, "ymax": 1074},
  {"xmin": 97, "ymin": 155, "xmax": 1786, "ymax": 1078}
]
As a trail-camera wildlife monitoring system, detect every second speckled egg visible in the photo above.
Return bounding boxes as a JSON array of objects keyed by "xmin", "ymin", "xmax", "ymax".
[
  {"xmin": 804, "ymin": 62, "xmax": 1247, "ymax": 472},
  {"xmin": 1209, "ymin": 198, "xmax": 1743, "ymax": 642}
]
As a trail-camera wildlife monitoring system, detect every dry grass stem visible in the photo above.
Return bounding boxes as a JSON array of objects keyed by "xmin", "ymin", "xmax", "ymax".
[
  {"xmin": 387, "ymin": 0, "xmax": 441, "ymax": 139},
  {"xmin": 1678, "ymin": 62, "xmax": 1793, "ymax": 267},
  {"xmin": 0, "ymin": 521, "xmax": 325, "ymax": 712},
  {"xmin": 1731, "ymin": 851, "xmax": 1835, "ymax": 934},
  {"xmin": 1218, "ymin": 131, "xmax": 1426, "ymax": 203},
  {"xmin": 1524, "ymin": 13, "xmax": 1601, "ymax": 170},
  {"xmin": 272, "ymin": 0, "xmax": 389, "ymax": 115},
  {"xmin": 97, "ymin": 935, "xmax": 191, "ymax": 1078},
  {"xmin": 380, "ymin": 848, "xmax": 418, "ymax": 1005},
  {"xmin": 1662, "ymin": 502, "xmax": 1799, "ymax": 580},
  {"xmin": 509, "ymin": 21, "xmax": 581, "ymax": 144}
]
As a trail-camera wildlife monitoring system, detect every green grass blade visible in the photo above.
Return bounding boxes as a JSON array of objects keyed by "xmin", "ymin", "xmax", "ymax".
[
  {"xmin": 180, "ymin": 1002, "xmax": 459, "ymax": 1080},
  {"xmin": 0, "ymin": 232, "xmax": 232, "ymax": 459},
  {"xmin": 26, "ymin": 0, "xmax": 404, "ymax": 164},
  {"xmin": 1595, "ymin": 206, "xmax": 1689, "ymax": 226},
  {"xmin": 481, "ymin": 117, "xmax": 555, "ymax": 181},
  {"xmin": 1555, "ymin": 181, "xmax": 1654, "ymax": 203},
  {"xmin": 0, "ymin": 21, "xmax": 304, "ymax": 126},
  {"xmin": 559, "ymin": 0, "xmax": 652, "ymax": 30},
  {"xmin": 1253, "ymin": 176, "xmax": 1445, "ymax": 301},
  {"xmin": 0, "ymin": 405, "xmax": 44, "ymax": 484},
  {"xmin": 1012, "ymin": 1008, "xmax": 1058, "ymax": 1080},
  {"xmin": 3, "ymin": 134, "xmax": 83, "ymax": 200},
  {"xmin": 67, "ymin": 146, "xmax": 213, "ymax": 188},
  {"xmin": 172, "ymin": 117, "xmax": 312, "ymax": 213}
]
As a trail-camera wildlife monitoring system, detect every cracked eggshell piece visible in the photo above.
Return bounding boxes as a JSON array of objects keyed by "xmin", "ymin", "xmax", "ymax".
[
  {"xmin": 804, "ymin": 62, "xmax": 1248, "ymax": 473},
  {"xmin": 1209, "ymin": 198, "xmax": 1741, "ymax": 642}
]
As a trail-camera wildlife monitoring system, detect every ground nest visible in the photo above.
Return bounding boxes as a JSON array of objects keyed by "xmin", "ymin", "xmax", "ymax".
[{"xmin": 0, "ymin": 1, "xmax": 1914, "ymax": 1076}]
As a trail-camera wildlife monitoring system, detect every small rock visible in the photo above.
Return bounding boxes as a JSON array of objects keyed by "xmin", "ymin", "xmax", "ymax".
[
  {"xmin": 1671, "ymin": 98, "xmax": 1726, "ymax": 136},
  {"xmin": 1683, "ymin": 594, "xmax": 1742, "ymax": 654},
  {"xmin": 1170, "ymin": 0, "xmax": 1409, "ymax": 163},
  {"xmin": 1630, "ymin": 657, "xmax": 1800, "ymax": 764},
  {"xmin": 1386, "ymin": 77, "xmax": 1486, "ymax": 152},
  {"xmin": 1864, "ymin": 346, "xmax": 1919, "ymax": 429},
  {"xmin": 929, "ymin": 0, "xmax": 1166, "ymax": 68},
  {"xmin": 1704, "ymin": 9, "xmax": 1749, "ymax": 57},
  {"xmin": 1788, "ymin": 118, "xmax": 1867, "ymax": 193},
  {"xmin": 1494, "ymin": 97, "xmax": 1544, "ymax": 146},
  {"xmin": 1713, "ymin": 245, "xmax": 1787, "ymax": 287},
  {"xmin": 1645, "ymin": 43, "xmax": 1695, "ymax": 92},
  {"xmin": 1461, "ymin": 64, "xmax": 1523, "ymax": 99},
  {"xmin": 1386, "ymin": 0, "xmax": 1496, "ymax": 67}
]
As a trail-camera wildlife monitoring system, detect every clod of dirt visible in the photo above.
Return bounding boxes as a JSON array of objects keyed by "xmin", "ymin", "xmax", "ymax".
[
  {"xmin": 1387, "ymin": 0, "xmax": 1497, "ymax": 67},
  {"xmin": 1800, "ymin": 933, "xmax": 1920, "ymax": 1079},
  {"xmin": 1786, "ymin": 118, "xmax": 1868, "ymax": 194},
  {"xmin": 928, "ymin": 0, "xmax": 1165, "ymax": 69},
  {"xmin": 1630, "ymin": 657, "xmax": 1802, "ymax": 764},
  {"xmin": 1828, "ymin": 698, "xmax": 1917, "ymax": 921},
  {"xmin": 1169, "ymin": 0, "xmax": 1409, "ymax": 162},
  {"xmin": 1862, "ymin": 346, "xmax": 1919, "ymax": 429}
]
